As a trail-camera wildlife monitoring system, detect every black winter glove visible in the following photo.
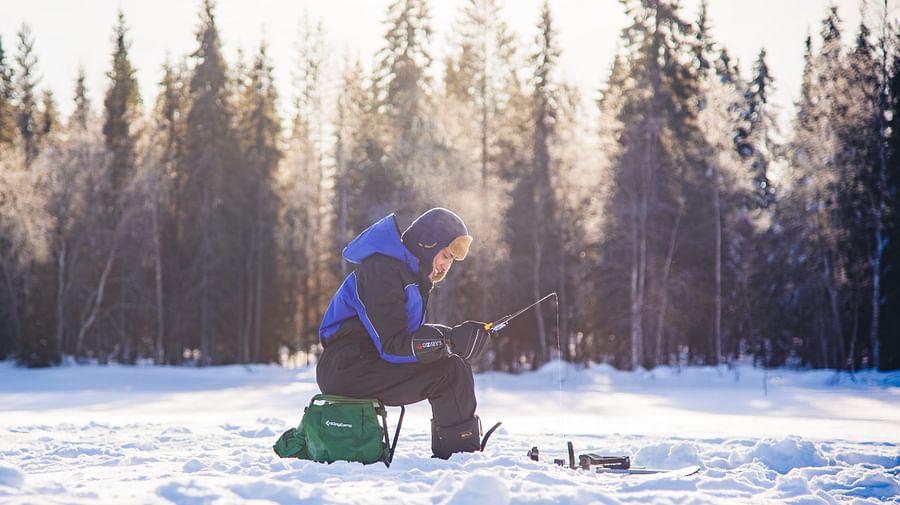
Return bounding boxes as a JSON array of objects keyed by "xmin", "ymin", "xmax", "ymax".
[
  {"xmin": 447, "ymin": 321, "xmax": 491, "ymax": 361},
  {"xmin": 411, "ymin": 324, "xmax": 452, "ymax": 363}
]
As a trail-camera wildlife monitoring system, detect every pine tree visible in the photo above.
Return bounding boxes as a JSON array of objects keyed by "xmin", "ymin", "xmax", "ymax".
[
  {"xmin": 839, "ymin": 15, "xmax": 884, "ymax": 370},
  {"xmin": 816, "ymin": 7, "xmax": 851, "ymax": 370},
  {"xmin": 0, "ymin": 34, "xmax": 15, "ymax": 147},
  {"xmin": 235, "ymin": 40, "xmax": 282, "ymax": 363},
  {"xmin": 744, "ymin": 49, "xmax": 777, "ymax": 209},
  {"xmin": 769, "ymin": 32, "xmax": 822, "ymax": 367},
  {"xmin": 101, "ymin": 10, "xmax": 142, "ymax": 364},
  {"xmin": 340, "ymin": 57, "xmax": 394, "ymax": 236},
  {"xmin": 282, "ymin": 16, "xmax": 329, "ymax": 361},
  {"xmin": 779, "ymin": 7, "xmax": 855, "ymax": 369},
  {"xmin": 868, "ymin": 2, "xmax": 895, "ymax": 371},
  {"xmin": 9, "ymin": 23, "xmax": 59, "ymax": 366},
  {"xmin": 332, "ymin": 59, "xmax": 356, "ymax": 281},
  {"xmin": 693, "ymin": 0, "xmax": 726, "ymax": 365},
  {"xmin": 2, "ymin": 146, "xmax": 54, "ymax": 366},
  {"xmin": 103, "ymin": 10, "xmax": 140, "ymax": 204},
  {"xmin": 39, "ymin": 89, "xmax": 58, "ymax": 142},
  {"xmin": 375, "ymin": 0, "xmax": 435, "ymax": 219},
  {"xmin": 153, "ymin": 58, "xmax": 187, "ymax": 364},
  {"xmin": 528, "ymin": 0, "xmax": 561, "ymax": 366},
  {"xmin": 179, "ymin": 0, "xmax": 242, "ymax": 365},
  {"xmin": 601, "ymin": 0, "xmax": 701, "ymax": 368},
  {"xmin": 881, "ymin": 22, "xmax": 900, "ymax": 370},
  {"xmin": 43, "ymin": 74, "xmax": 111, "ymax": 364},
  {"xmin": 693, "ymin": 0, "xmax": 715, "ymax": 80},
  {"xmin": 71, "ymin": 66, "xmax": 90, "ymax": 130},
  {"xmin": 14, "ymin": 24, "xmax": 40, "ymax": 167},
  {"xmin": 445, "ymin": 0, "xmax": 519, "ymax": 326}
]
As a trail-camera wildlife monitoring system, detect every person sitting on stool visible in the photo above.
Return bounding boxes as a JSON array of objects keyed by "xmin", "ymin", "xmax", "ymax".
[{"xmin": 316, "ymin": 208, "xmax": 492, "ymax": 459}]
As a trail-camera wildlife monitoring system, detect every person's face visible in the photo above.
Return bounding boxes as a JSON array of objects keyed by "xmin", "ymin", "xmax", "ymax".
[{"xmin": 430, "ymin": 248, "xmax": 454, "ymax": 283}]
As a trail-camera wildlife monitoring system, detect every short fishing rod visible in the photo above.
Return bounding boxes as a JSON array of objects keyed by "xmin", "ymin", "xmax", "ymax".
[{"xmin": 483, "ymin": 292, "xmax": 557, "ymax": 335}]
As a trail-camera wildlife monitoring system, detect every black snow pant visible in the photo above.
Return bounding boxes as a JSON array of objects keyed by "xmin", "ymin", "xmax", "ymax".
[{"xmin": 316, "ymin": 332, "xmax": 477, "ymax": 428}]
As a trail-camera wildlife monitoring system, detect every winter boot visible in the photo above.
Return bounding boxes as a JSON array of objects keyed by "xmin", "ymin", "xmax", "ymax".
[{"xmin": 431, "ymin": 416, "xmax": 483, "ymax": 459}]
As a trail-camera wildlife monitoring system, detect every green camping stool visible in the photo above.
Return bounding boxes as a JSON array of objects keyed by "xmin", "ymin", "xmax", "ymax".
[{"xmin": 273, "ymin": 394, "xmax": 405, "ymax": 467}]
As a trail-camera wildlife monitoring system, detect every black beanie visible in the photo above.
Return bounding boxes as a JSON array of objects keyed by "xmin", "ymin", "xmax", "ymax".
[{"xmin": 401, "ymin": 208, "xmax": 473, "ymax": 266}]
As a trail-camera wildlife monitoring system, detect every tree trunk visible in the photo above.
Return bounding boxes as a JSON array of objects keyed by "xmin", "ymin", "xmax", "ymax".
[
  {"xmin": 76, "ymin": 213, "xmax": 129, "ymax": 358},
  {"xmin": 479, "ymin": 52, "xmax": 490, "ymax": 322},
  {"xmin": 241, "ymin": 225, "xmax": 253, "ymax": 363},
  {"xmin": 712, "ymin": 166, "xmax": 723, "ymax": 365},
  {"xmin": 119, "ymin": 269, "xmax": 129, "ymax": 363},
  {"xmin": 532, "ymin": 214, "xmax": 547, "ymax": 366},
  {"xmin": 630, "ymin": 196, "xmax": 643, "ymax": 370},
  {"xmin": 871, "ymin": 5, "xmax": 888, "ymax": 370},
  {"xmin": 634, "ymin": 157, "xmax": 650, "ymax": 370},
  {"xmin": 0, "ymin": 259, "xmax": 23, "ymax": 355},
  {"xmin": 200, "ymin": 184, "xmax": 210, "ymax": 366},
  {"xmin": 824, "ymin": 252, "xmax": 844, "ymax": 369},
  {"xmin": 742, "ymin": 270, "xmax": 756, "ymax": 363},
  {"xmin": 558, "ymin": 217, "xmax": 568, "ymax": 361},
  {"xmin": 849, "ymin": 288, "xmax": 860, "ymax": 373},
  {"xmin": 55, "ymin": 240, "xmax": 67, "ymax": 358},
  {"xmin": 153, "ymin": 203, "xmax": 165, "ymax": 365},
  {"xmin": 253, "ymin": 184, "xmax": 264, "ymax": 363},
  {"xmin": 655, "ymin": 207, "xmax": 683, "ymax": 366},
  {"xmin": 870, "ymin": 222, "xmax": 883, "ymax": 369},
  {"xmin": 311, "ymin": 150, "xmax": 323, "ymax": 357},
  {"xmin": 339, "ymin": 187, "xmax": 347, "ymax": 279}
]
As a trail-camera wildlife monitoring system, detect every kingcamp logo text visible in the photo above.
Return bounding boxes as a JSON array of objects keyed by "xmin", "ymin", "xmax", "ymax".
[{"xmin": 325, "ymin": 420, "xmax": 353, "ymax": 429}]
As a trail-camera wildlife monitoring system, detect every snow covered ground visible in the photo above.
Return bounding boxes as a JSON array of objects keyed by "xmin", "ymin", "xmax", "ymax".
[{"xmin": 1, "ymin": 360, "xmax": 898, "ymax": 504}]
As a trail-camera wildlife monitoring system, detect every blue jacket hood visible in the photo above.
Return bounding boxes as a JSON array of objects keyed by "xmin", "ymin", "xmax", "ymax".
[{"xmin": 342, "ymin": 214, "xmax": 420, "ymax": 273}]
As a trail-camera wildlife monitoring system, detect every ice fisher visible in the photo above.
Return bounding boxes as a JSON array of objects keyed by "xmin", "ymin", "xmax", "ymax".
[{"xmin": 316, "ymin": 208, "xmax": 496, "ymax": 459}]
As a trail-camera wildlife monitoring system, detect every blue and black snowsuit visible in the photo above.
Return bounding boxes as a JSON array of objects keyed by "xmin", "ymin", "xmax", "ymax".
[{"xmin": 316, "ymin": 214, "xmax": 477, "ymax": 429}]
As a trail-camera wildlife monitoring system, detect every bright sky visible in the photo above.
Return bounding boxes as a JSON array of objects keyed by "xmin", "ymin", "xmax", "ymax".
[{"xmin": 0, "ymin": 0, "xmax": 880, "ymax": 128}]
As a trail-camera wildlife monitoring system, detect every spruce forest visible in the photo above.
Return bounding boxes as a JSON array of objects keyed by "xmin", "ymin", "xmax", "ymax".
[{"xmin": 0, "ymin": 0, "xmax": 898, "ymax": 372}]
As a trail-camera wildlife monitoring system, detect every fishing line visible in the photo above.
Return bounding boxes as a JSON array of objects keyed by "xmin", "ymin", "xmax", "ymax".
[{"xmin": 553, "ymin": 292, "xmax": 564, "ymax": 438}]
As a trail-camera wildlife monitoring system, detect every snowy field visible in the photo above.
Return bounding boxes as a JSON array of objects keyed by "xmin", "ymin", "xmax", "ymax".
[{"xmin": 1, "ymin": 360, "xmax": 899, "ymax": 504}]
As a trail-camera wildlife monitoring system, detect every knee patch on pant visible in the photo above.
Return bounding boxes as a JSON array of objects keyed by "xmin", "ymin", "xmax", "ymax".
[{"xmin": 431, "ymin": 415, "xmax": 482, "ymax": 459}]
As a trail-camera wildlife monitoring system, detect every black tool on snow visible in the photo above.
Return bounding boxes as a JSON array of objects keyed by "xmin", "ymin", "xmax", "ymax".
[
  {"xmin": 579, "ymin": 454, "xmax": 630, "ymax": 470},
  {"xmin": 483, "ymin": 292, "xmax": 557, "ymax": 335},
  {"xmin": 527, "ymin": 441, "xmax": 700, "ymax": 476},
  {"xmin": 529, "ymin": 441, "xmax": 631, "ymax": 470}
]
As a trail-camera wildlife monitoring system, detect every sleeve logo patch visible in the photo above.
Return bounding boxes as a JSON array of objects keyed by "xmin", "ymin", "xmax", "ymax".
[{"xmin": 415, "ymin": 340, "xmax": 442, "ymax": 351}]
